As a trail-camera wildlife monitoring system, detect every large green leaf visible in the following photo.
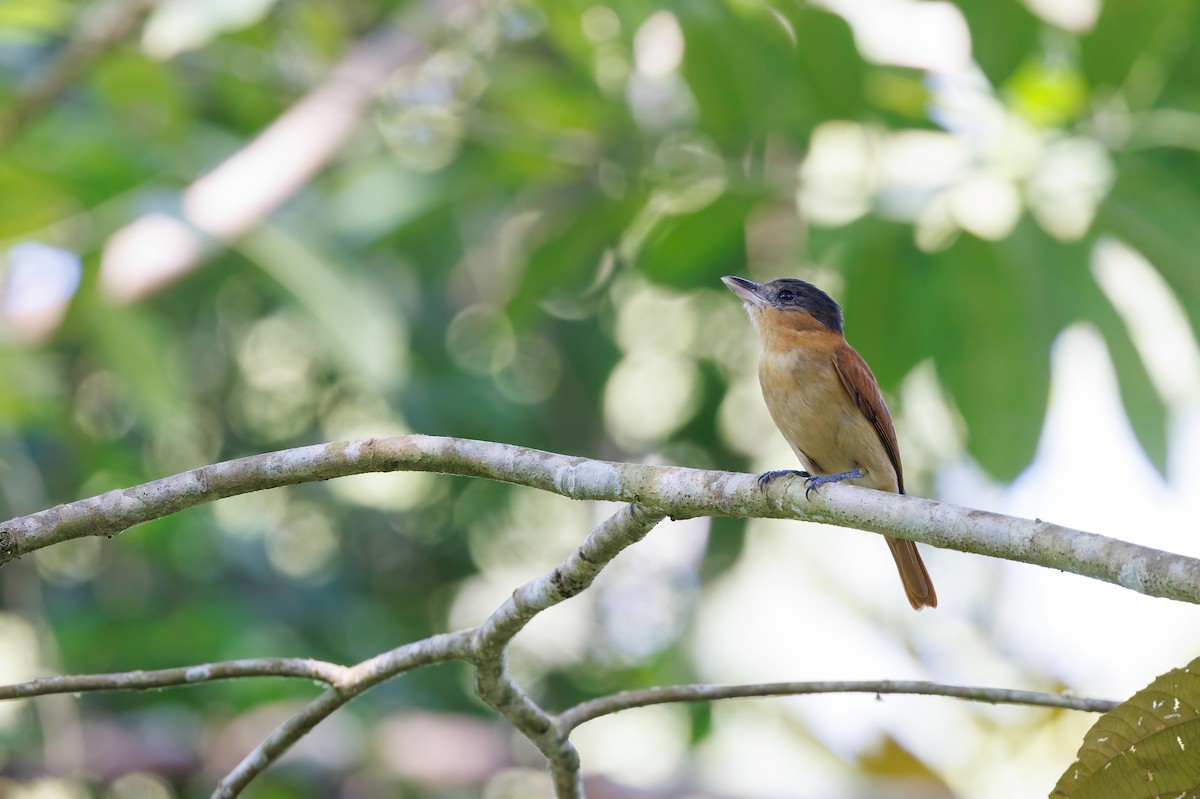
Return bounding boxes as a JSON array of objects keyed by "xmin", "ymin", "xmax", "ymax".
[
  {"xmin": 511, "ymin": 183, "xmax": 642, "ymax": 322},
  {"xmin": 0, "ymin": 163, "xmax": 78, "ymax": 237},
  {"xmin": 637, "ymin": 192, "xmax": 758, "ymax": 287},
  {"xmin": 239, "ymin": 224, "xmax": 406, "ymax": 390},
  {"xmin": 779, "ymin": 4, "xmax": 867, "ymax": 124},
  {"xmin": 955, "ymin": 0, "xmax": 1040, "ymax": 87},
  {"xmin": 680, "ymin": 3, "xmax": 863, "ymax": 145},
  {"xmin": 486, "ymin": 54, "xmax": 625, "ymax": 134},
  {"xmin": 832, "ymin": 218, "xmax": 930, "ymax": 389},
  {"xmin": 929, "ymin": 230, "xmax": 1053, "ymax": 480},
  {"xmin": 1072, "ymin": 273, "xmax": 1171, "ymax": 476},
  {"xmin": 681, "ymin": 7, "xmax": 792, "ymax": 146},
  {"xmin": 1101, "ymin": 309, "xmax": 1171, "ymax": 476},
  {"xmin": 85, "ymin": 301, "xmax": 190, "ymax": 429},
  {"xmin": 1052, "ymin": 657, "xmax": 1200, "ymax": 798},
  {"xmin": 838, "ymin": 222, "xmax": 1059, "ymax": 480},
  {"xmin": 1097, "ymin": 154, "xmax": 1200, "ymax": 339},
  {"xmin": 1039, "ymin": 231, "xmax": 1170, "ymax": 476},
  {"xmin": 1081, "ymin": 0, "xmax": 1194, "ymax": 92},
  {"xmin": 89, "ymin": 50, "xmax": 191, "ymax": 143}
]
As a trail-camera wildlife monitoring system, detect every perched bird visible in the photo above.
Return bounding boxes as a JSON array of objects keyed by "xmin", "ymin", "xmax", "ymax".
[{"xmin": 722, "ymin": 275, "xmax": 936, "ymax": 610}]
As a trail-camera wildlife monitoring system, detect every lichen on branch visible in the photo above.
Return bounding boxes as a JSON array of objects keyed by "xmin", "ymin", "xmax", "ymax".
[{"xmin": 2, "ymin": 434, "xmax": 1198, "ymax": 604}]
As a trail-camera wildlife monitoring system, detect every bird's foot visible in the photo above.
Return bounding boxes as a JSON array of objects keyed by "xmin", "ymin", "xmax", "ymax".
[
  {"xmin": 803, "ymin": 468, "xmax": 863, "ymax": 500},
  {"xmin": 757, "ymin": 469, "xmax": 810, "ymax": 491}
]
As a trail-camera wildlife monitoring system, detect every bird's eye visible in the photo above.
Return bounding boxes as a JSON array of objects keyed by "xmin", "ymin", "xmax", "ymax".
[{"xmin": 777, "ymin": 289, "xmax": 794, "ymax": 302}]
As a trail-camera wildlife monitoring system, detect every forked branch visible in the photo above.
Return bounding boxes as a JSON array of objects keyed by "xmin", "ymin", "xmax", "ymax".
[
  {"xmin": 3, "ymin": 435, "xmax": 1198, "ymax": 603},
  {"xmin": 0, "ymin": 435, "xmax": 1173, "ymax": 797}
]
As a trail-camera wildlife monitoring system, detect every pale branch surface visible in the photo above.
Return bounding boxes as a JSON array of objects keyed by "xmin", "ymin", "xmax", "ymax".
[
  {"xmin": 215, "ymin": 503, "xmax": 666, "ymax": 798},
  {"xmin": 3, "ymin": 435, "xmax": 1199, "ymax": 603},
  {"xmin": 472, "ymin": 503, "xmax": 666, "ymax": 799},
  {"xmin": 0, "ymin": 492, "xmax": 1121, "ymax": 799},
  {"xmin": 211, "ymin": 630, "xmax": 475, "ymax": 799},
  {"xmin": 557, "ymin": 681, "xmax": 1120, "ymax": 732},
  {"xmin": 0, "ymin": 659, "xmax": 347, "ymax": 700}
]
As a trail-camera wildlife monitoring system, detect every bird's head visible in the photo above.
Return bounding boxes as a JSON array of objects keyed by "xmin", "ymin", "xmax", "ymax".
[{"xmin": 721, "ymin": 275, "xmax": 844, "ymax": 335}]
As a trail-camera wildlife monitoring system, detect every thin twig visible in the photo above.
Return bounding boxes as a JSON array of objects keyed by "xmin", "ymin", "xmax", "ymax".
[
  {"xmin": 0, "ymin": 658, "xmax": 347, "ymax": 700},
  {"xmin": 210, "ymin": 630, "xmax": 473, "ymax": 799},
  {"xmin": 472, "ymin": 504, "xmax": 666, "ymax": 799},
  {"xmin": 0, "ymin": 446, "xmax": 1142, "ymax": 799},
  {"xmin": 557, "ymin": 680, "xmax": 1120, "ymax": 733},
  {"xmin": 211, "ymin": 688, "xmax": 346, "ymax": 799},
  {"xmin": 3, "ymin": 435, "xmax": 1199, "ymax": 604}
]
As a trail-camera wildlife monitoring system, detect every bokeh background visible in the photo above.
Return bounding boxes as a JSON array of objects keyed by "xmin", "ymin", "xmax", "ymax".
[{"xmin": 2, "ymin": 0, "xmax": 1200, "ymax": 796}]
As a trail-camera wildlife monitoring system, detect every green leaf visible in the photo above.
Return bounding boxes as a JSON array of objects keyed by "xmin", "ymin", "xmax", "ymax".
[
  {"xmin": 1081, "ymin": 0, "xmax": 1194, "ymax": 93},
  {"xmin": 0, "ymin": 163, "xmax": 78, "ymax": 237},
  {"xmin": 0, "ymin": 0, "xmax": 71, "ymax": 39},
  {"xmin": 238, "ymin": 224, "xmax": 406, "ymax": 390},
  {"xmin": 486, "ymin": 55, "xmax": 623, "ymax": 133},
  {"xmin": 90, "ymin": 50, "xmax": 191, "ymax": 143},
  {"xmin": 832, "ymin": 221, "xmax": 1056, "ymax": 480},
  {"xmin": 680, "ymin": 3, "xmax": 863, "ymax": 145},
  {"xmin": 86, "ymin": 302, "xmax": 188, "ymax": 429},
  {"xmin": 955, "ymin": 0, "xmax": 1041, "ymax": 87},
  {"xmin": 1089, "ymin": 289, "xmax": 1170, "ymax": 476},
  {"xmin": 1097, "ymin": 154, "xmax": 1200, "ymax": 339},
  {"xmin": 784, "ymin": 5, "xmax": 868, "ymax": 123},
  {"xmin": 680, "ymin": 8, "xmax": 786, "ymax": 145},
  {"xmin": 511, "ymin": 184, "xmax": 641, "ymax": 323},
  {"xmin": 638, "ymin": 192, "xmax": 758, "ymax": 288},
  {"xmin": 1051, "ymin": 657, "xmax": 1200, "ymax": 798},
  {"xmin": 833, "ymin": 219, "xmax": 929, "ymax": 389},
  {"xmin": 929, "ymin": 230, "xmax": 1053, "ymax": 480},
  {"xmin": 1037, "ymin": 229, "xmax": 1171, "ymax": 477}
]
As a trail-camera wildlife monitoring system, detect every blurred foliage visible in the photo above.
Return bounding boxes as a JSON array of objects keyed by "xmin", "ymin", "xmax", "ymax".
[
  {"xmin": 1052, "ymin": 656, "xmax": 1200, "ymax": 799},
  {"xmin": 0, "ymin": 0, "xmax": 1197, "ymax": 796}
]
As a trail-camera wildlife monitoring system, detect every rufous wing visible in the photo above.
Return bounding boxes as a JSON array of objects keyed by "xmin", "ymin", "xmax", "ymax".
[
  {"xmin": 831, "ymin": 343, "xmax": 904, "ymax": 494},
  {"xmin": 832, "ymin": 344, "xmax": 937, "ymax": 609}
]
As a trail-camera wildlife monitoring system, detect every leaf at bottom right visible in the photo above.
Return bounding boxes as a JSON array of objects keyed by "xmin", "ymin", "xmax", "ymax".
[{"xmin": 1052, "ymin": 657, "xmax": 1200, "ymax": 798}]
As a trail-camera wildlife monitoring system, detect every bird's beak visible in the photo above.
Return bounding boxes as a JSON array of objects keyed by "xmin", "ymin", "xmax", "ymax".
[{"xmin": 721, "ymin": 275, "xmax": 768, "ymax": 307}]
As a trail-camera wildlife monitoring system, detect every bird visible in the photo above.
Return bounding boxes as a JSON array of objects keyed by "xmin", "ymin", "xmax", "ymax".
[{"xmin": 721, "ymin": 274, "xmax": 937, "ymax": 610}]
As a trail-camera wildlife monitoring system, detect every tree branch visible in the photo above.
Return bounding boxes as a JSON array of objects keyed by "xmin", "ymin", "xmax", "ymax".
[
  {"xmin": 0, "ymin": 440, "xmax": 1136, "ymax": 798},
  {"xmin": 472, "ymin": 503, "xmax": 666, "ymax": 798},
  {"xmin": 557, "ymin": 680, "xmax": 1120, "ymax": 733},
  {"xmin": 3, "ymin": 435, "xmax": 1198, "ymax": 604},
  {"xmin": 0, "ymin": 658, "xmax": 347, "ymax": 700},
  {"xmin": 212, "ymin": 503, "xmax": 666, "ymax": 798},
  {"xmin": 210, "ymin": 630, "xmax": 473, "ymax": 799}
]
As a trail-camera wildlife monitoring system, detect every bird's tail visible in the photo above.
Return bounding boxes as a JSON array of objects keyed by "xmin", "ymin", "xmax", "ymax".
[{"xmin": 885, "ymin": 536, "xmax": 937, "ymax": 610}]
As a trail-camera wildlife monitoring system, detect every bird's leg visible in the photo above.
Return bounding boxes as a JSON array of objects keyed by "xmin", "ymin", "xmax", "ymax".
[
  {"xmin": 757, "ymin": 469, "xmax": 810, "ymax": 491},
  {"xmin": 802, "ymin": 468, "xmax": 863, "ymax": 499}
]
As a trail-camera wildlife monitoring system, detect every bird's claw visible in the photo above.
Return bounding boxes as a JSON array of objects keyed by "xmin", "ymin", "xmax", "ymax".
[
  {"xmin": 803, "ymin": 475, "xmax": 821, "ymax": 500},
  {"xmin": 756, "ymin": 469, "xmax": 810, "ymax": 491},
  {"xmin": 801, "ymin": 468, "xmax": 864, "ymax": 500}
]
